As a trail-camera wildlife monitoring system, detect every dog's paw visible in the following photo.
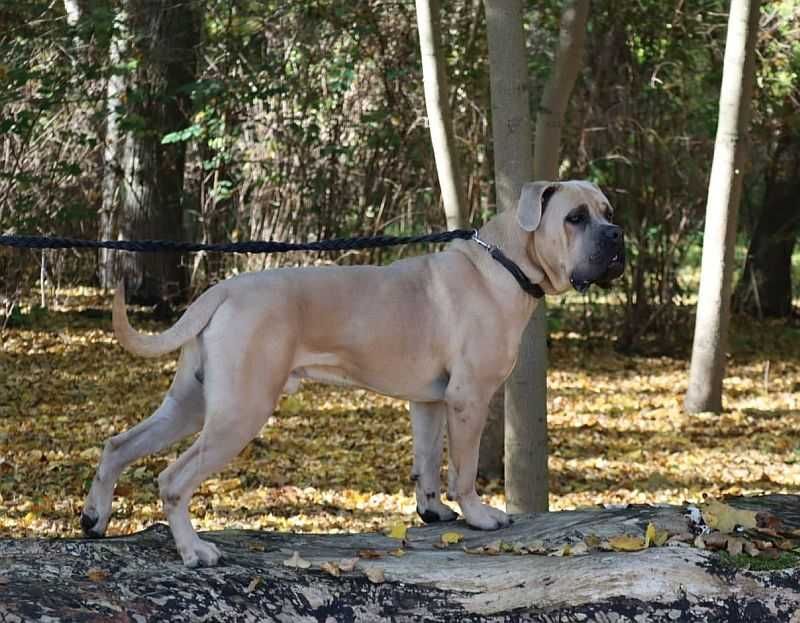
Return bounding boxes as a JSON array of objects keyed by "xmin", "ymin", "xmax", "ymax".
[
  {"xmin": 417, "ymin": 504, "xmax": 459, "ymax": 524},
  {"xmin": 180, "ymin": 538, "xmax": 222, "ymax": 568},
  {"xmin": 460, "ymin": 500, "xmax": 511, "ymax": 531},
  {"xmin": 80, "ymin": 508, "xmax": 107, "ymax": 539}
]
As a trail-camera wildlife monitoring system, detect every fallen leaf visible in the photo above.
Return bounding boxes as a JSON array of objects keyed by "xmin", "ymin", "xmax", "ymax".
[
  {"xmin": 320, "ymin": 561, "xmax": 341, "ymax": 577},
  {"xmin": 571, "ymin": 542, "xmax": 589, "ymax": 556},
  {"xmin": 357, "ymin": 549, "xmax": 383, "ymax": 559},
  {"xmin": 523, "ymin": 540, "xmax": 549, "ymax": 554},
  {"xmin": 389, "ymin": 548, "xmax": 406, "ymax": 557},
  {"xmin": 703, "ymin": 532, "xmax": 728, "ymax": 550},
  {"xmin": 700, "ymin": 499, "xmax": 757, "ymax": 534},
  {"xmin": 756, "ymin": 512, "xmax": 783, "ymax": 532},
  {"xmin": 548, "ymin": 543, "xmax": 572, "ymax": 557},
  {"xmin": 726, "ymin": 537, "xmax": 744, "ymax": 556},
  {"xmin": 338, "ymin": 558, "xmax": 359, "ymax": 572},
  {"xmin": 86, "ymin": 567, "xmax": 110, "ymax": 582},
  {"xmin": 743, "ymin": 541, "xmax": 759, "ymax": 556},
  {"xmin": 654, "ymin": 529, "xmax": 669, "ymax": 547},
  {"xmin": 584, "ymin": 534, "xmax": 602, "ymax": 550},
  {"xmin": 694, "ymin": 535, "xmax": 706, "ymax": 549},
  {"xmin": 608, "ymin": 535, "xmax": 647, "ymax": 552},
  {"xmin": 387, "ymin": 522, "xmax": 407, "ymax": 540},
  {"xmin": 483, "ymin": 540, "xmax": 502, "ymax": 555},
  {"xmin": 441, "ymin": 531, "xmax": 463, "ymax": 545},
  {"xmin": 645, "ymin": 522, "xmax": 656, "ymax": 547},
  {"xmin": 245, "ymin": 576, "xmax": 262, "ymax": 593},
  {"xmin": 365, "ymin": 567, "xmax": 385, "ymax": 584},
  {"xmin": 283, "ymin": 551, "xmax": 311, "ymax": 569}
]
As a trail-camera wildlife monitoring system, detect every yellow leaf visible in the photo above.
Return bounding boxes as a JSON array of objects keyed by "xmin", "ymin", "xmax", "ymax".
[
  {"xmin": 608, "ymin": 535, "xmax": 647, "ymax": 552},
  {"xmin": 441, "ymin": 531, "xmax": 463, "ymax": 545},
  {"xmin": 700, "ymin": 499, "xmax": 757, "ymax": 534},
  {"xmin": 320, "ymin": 561, "xmax": 341, "ymax": 577},
  {"xmin": 365, "ymin": 567, "xmax": 385, "ymax": 584},
  {"xmin": 645, "ymin": 522, "xmax": 656, "ymax": 547},
  {"xmin": 387, "ymin": 522, "xmax": 407, "ymax": 540}
]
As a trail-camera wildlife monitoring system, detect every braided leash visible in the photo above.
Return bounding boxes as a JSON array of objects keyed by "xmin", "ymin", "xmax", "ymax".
[
  {"xmin": 0, "ymin": 229, "xmax": 545, "ymax": 299},
  {"xmin": 0, "ymin": 231, "xmax": 475, "ymax": 254}
]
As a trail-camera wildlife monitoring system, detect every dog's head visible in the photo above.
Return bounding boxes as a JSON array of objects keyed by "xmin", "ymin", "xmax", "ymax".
[{"xmin": 517, "ymin": 180, "xmax": 625, "ymax": 294}]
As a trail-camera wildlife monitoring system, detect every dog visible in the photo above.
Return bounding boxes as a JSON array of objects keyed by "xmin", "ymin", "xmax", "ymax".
[{"xmin": 81, "ymin": 179, "xmax": 625, "ymax": 567}]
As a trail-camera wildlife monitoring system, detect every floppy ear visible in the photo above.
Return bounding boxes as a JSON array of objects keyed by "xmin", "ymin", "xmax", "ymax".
[{"xmin": 517, "ymin": 181, "xmax": 559, "ymax": 232}]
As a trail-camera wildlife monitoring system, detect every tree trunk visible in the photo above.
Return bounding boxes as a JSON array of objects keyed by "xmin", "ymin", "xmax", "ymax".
[
  {"xmin": 415, "ymin": 0, "xmax": 468, "ymax": 230},
  {"xmin": 2, "ymin": 495, "xmax": 798, "ymax": 621},
  {"xmin": 484, "ymin": 0, "xmax": 548, "ymax": 513},
  {"xmin": 98, "ymin": 9, "xmax": 128, "ymax": 290},
  {"xmin": 117, "ymin": 0, "xmax": 200, "ymax": 311},
  {"xmin": 685, "ymin": 0, "xmax": 761, "ymax": 414},
  {"xmin": 533, "ymin": 0, "xmax": 589, "ymax": 181},
  {"xmin": 734, "ymin": 180, "xmax": 800, "ymax": 318},
  {"xmin": 482, "ymin": 0, "xmax": 589, "ymax": 512}
]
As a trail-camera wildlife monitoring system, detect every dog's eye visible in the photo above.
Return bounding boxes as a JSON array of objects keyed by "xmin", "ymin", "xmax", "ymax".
[{"xmin": 566, "ymin": 213, "xmax": 585, "ymax": 225}]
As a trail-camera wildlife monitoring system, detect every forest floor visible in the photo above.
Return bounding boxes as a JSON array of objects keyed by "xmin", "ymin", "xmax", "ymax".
[{"xmin": 1, "ymin": 287, "xmax": 799, "ymax": 538}]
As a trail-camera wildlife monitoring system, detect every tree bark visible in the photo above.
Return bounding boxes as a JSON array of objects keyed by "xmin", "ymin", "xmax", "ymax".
[
  {"xmin": 98, "ymin": 8, "xmax": 128, "ymax": 290},
  {"xmin": 484, "ymin": 0, "xmax": 551, "ymax": 513},
  {"xmin": 685, "ymin": 0, "xmax": 761, "ymax": 414},
  {"xmin": 415, "ymin": 0, "xmax": 468, "ymax": 230},
  {"xmin": 483, "ymin": 0, "xmax": 537, "ymax": 501},
  {"xmin": 734, "ymin": 180, "xmax": 800, "ymax": 318},
  {"xmin": 2, "ymin": 495, "xmax": 798, "ymax": 621},
  {"xmin": 117, "ymin": 0, "xmax": 200, "ymax": 310}
]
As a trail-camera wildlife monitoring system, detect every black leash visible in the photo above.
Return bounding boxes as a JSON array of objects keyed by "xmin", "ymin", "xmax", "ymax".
[
  {"xmin": 0, "ymin": 230, "xmax": 545, "ymax": 299},
  {"xmin": 0, "ymin": 231, "xmax": 474, "ymax": 254}
]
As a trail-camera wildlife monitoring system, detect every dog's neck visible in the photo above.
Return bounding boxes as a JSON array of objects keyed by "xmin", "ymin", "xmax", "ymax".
[
  {"xmin": 475, "ymin": 210, "xmax": 558, "ymax": 295},
  {"xmin": 447, "ymin": 210, "xmax": 554, "ymax": 329}
]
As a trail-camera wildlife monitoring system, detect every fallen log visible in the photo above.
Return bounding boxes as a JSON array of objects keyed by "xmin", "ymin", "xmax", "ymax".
[{"xmin": 1, "ymin": 494, "xmax": 799, "ymax": 622}]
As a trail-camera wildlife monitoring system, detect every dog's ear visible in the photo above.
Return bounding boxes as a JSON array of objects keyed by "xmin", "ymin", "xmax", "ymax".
[{"xmin": 517, "ymin": 181, "xmax": 560, "ymax": 232}]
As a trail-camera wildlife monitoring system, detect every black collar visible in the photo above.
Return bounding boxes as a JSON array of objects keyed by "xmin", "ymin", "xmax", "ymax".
[{"xmin": 471, "ymin": 231, "xmax": 545, "ymax": 299}]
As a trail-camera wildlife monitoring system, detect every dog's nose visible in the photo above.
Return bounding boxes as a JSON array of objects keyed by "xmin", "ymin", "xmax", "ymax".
[{"xmin": 602, "ymin": 225, "xmax": 623, "ymax": 242}]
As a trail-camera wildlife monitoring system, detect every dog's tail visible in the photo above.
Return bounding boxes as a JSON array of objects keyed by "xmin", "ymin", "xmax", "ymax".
[{"xmin": 113, "ymin": 281, "xmax": 227, "ymax": 358}]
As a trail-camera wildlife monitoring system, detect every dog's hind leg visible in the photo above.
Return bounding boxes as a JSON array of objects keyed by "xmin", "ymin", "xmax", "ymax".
[
  {"xmin": 157, "ymin": 399, "xmax": 276, "ymax": 567},
  {"xmin": 157, "ymin": 354, "xmax": 284, "ymax": 567},
  {"xmin": 410, "ymin": 401, "xmax": 458, "ymax": 523},
  {"xmin": 81, "ymin": 342, "xmax": 205, "ymax": 538}
]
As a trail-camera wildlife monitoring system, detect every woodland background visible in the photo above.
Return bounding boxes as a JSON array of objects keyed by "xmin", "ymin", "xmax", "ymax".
[{"xmin": 0, "ymin": 0, "xmax": 799, "ymax": 538}]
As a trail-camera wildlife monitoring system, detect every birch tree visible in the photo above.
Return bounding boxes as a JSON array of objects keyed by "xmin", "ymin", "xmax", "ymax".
[
  {"xmin": 685, "ymin": 0, "xmax": 761, "ymax": 413},
  {"xmin": 415, "ymin": 0, "xmax": 468, "ymax": 230}
]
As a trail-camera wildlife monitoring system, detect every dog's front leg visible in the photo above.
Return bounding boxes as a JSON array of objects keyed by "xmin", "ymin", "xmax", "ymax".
[
  {"xmin": 410, "ymin": 402, "xmax": 458, "ymax": 523},
  {"xmin": 444, "ymin": 377, "xmax": 510, "ymax": 530}
]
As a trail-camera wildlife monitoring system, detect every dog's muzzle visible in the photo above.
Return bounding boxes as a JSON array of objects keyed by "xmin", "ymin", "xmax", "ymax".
[{"xmin": 570, "ymin": 224, "xmax": 626, "ymax": 293}]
